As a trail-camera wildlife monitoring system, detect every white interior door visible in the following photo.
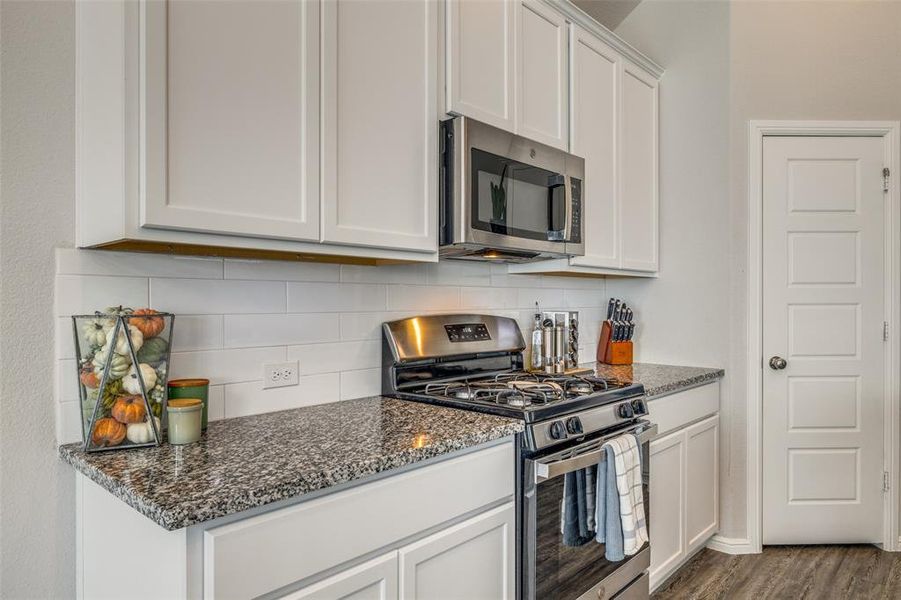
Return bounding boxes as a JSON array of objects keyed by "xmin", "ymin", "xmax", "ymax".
[{"xmin": 762, "ymin": 135, "xmax": 887, "ymax": 544}]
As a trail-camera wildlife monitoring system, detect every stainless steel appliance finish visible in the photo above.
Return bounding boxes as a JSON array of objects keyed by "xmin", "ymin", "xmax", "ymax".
[
  {"xmin": 381, "ymin": 314, "xmax": 654, "ymax": 600},
  {"xmin": 439, "ymin": 116, "xmax": 585, "ymax": 262}
]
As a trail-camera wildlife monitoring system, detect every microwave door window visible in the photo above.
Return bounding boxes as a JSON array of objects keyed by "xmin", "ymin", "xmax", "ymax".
[{"xmin": 471, "ymin": 149, "xmax": 559, "ymax": 241}]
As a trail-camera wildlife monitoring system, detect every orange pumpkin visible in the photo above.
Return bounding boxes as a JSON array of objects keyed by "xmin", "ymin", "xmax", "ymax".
[
  {"xmin": 79, "ymin": 365, "xmax": 100, "ymax": 389},
  {"xmin": 111, "ymin": 395, "xmax": 147, "ymax": 424},
  {"xmin": 129, "ymin": 308, "xmax": 165, "ymax": 338},
  {"xmin": 91, "ymin": 418, "xmax": 126, "ymax": 447}
]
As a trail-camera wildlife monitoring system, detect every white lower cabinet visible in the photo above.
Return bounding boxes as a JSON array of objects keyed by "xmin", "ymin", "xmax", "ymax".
[
  {"xmin": 647, "ymin": 384, "xmax": 720, "ymax": 591},
  {"xmin": 399, "ymin": 502, "xmax": 515, "ymax": 600},
  {"xmin": 76, "ymin": 440, "xmax": 515, "ymax": 600},
  {"xmin": 282, "ymin": 553, "xmax": 399, "ymax": 600}
]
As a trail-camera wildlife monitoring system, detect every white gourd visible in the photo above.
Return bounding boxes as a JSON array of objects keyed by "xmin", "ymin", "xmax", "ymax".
[
  {"xmin": 92, "ymin": 348, "xmax": 131, "ymax": 380},
  {"xmin": 122, "ymin": 363, "xmax": 158, "ymax": 395},
  {"xmin": 126, "ymin": 417, "xmax": 161, "ymax": 444},
  {"xmin": 105, "ymin": 324, "xmax": 144, "ymax": 355}
]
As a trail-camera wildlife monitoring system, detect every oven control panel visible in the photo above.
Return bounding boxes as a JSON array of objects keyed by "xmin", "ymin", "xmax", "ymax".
[
  {"xmin": 444, "ymin": 323, "xmax": 491, "ymax": 342},
  {"xmin": 529, "ymin": 396, "xmax": 649, "ymax": 450}
]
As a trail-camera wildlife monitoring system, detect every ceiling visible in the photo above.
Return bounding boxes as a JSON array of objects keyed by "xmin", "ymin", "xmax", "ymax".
[{"xmin": 572, "ymin": 0, "xmax": 643, "ymax": 30}]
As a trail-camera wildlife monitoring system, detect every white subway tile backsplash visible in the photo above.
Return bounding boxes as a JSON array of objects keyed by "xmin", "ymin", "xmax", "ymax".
[
  {"xmin": 287, "ymin": 340, "xmax": 381, "ymax": 375},
  {"xmin": 425, "ymin": 262, "xmax": 491, "ymax": 286},
  {"xmin": 387, "ymin": 285, "xmax": 461, "ymax": 311},
  {"xmin": 151, "ymin": 279, "xmax": 286, "ymax": 314},
  {"xmin": 339, "ymin": 311, "xmax": 409, "ymax": 341},
  {"xmin": 55, "ymin": 275, "xmax": 149, "ymax": 316},
  {"xmin": 207, "ymin": 385, "xmax": 225, "ymax": 422},
  {"xmin": 224, "ymin": 314, "xmax": 340, "ymax": 348},
  {"xmin": 287, "ymin": 282, "xmax": 386, "ymax": 313},
  {"xmin": 340, "ymin": 368, "xmax": 381, "ymax": 400},
  {"xmin": 56, "ymin": 248, "xmax": 223, "ymax": 279},
  {"xmin": 169, "ymin": 347, "xmax": 286, "ymax": 385},
  {"xmin": 460, "ymin": 286, "xmax": 518, "ymax": 310},
  {"xmin": 55, "ymin": 250, "xmax": 610, "ymax": 440},
  {"xmin": 57, "ymin": 401, "xmax": 83, "ymax": 445},
  {"xmin": 564, "ymin": 288, "xmax": 607, "ymax": 308},
  {"xmin": 224, "ymin": 259, "xmax": 339, "ymax": 282},
  {"xmin": 516, "ymin": 288, "xmax": 564, "ymax": 310},
  {"xmin": 340, "ymin": 264, "xmax": 427, "ymax": 285},
  {"xmin": 224, "ymin": 373, "xmax": 339, "ymax": 418},
  {"xmin": 170, "ymin": 315, "xmax": 224, "ymax": 352}
]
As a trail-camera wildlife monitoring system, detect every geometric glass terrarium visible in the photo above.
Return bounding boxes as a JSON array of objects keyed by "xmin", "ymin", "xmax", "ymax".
[{"xmin": 72, "ymin": 306, "xmax": 174, "ymax": 452}]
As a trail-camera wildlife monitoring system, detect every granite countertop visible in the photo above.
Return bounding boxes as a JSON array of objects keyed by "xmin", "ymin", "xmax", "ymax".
[
  {"xmin": 595, "ymin": 362, "xmax": 724, "ymax": 397},
  {"xmin": 59, "ymin": 397, "xmax": 522, "ymax": 531}
]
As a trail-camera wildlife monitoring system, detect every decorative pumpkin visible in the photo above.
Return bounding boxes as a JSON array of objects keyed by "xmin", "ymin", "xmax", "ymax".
[
  {"xmin": 104, "ymin": 305, "xmax": 134, "ymax": 316},
  {"xmin": 91, "ymin": 417, "xmax": 126, "ymax": 447},
  {"xmin": 92, "ymin": 349, "xmax": 131, "ymax": 380},
  {"xmin": 79, "ymin": 363, "xmax": 100, "ymax": 389},
  {"xmin": 105, "ymin": 324, "xmax": 144, "ymax": 356},
  {"xmin": 136, "ymin": 337, "xmax": 169, "ymax": 364},
  {"xmin": 111, "ymin": 395, "xmax": 147, "ymax": 424},
  {"xmin": 122, "ymin": 363, "xmax": 158, "ymax": 395},
  {"xmin": 129, "ymin": 308, "xmax": 165, "ymax": 338},
  {"xmin": 81, "ymin": 316, "xmax": 114, "ymax": 347},
  {"xmin": 126, "ymin": 416, "xmax": 161, "ymax": 445}
]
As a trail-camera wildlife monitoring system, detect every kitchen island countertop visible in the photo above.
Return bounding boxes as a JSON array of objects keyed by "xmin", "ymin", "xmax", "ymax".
[
  {"xmin": 595, "ymin": 362, "xmax": 724, "ymax": 397},
  {"xmin": 59, "ymin": 396, "xmax": 522, "ymax": 530}
]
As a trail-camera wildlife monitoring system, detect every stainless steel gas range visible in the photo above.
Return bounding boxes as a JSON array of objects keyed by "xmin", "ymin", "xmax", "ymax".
[{"xmin": 381, "ymin": 314, "xmax": 656, "ymax": 600}]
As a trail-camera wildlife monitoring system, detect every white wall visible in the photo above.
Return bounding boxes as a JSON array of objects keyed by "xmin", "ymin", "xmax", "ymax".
[
  {"xmin": 727, "ymin": 0, "xmax": 901, "ymax": 541},
  {"xmin": 54, "ymin": 253, "xmax": 608, "ymax": 443},
  {"xmin": 1, "ymin": 1, "xmax": 77, "ymax": 597},
  {"xmin": 610, "ymin": 0, "xmax": 735, "ymax": 531}
]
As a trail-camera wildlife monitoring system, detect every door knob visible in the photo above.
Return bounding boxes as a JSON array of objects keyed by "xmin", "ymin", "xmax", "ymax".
[{"xmin": 769, "ymin": 356, "xmax": 787, "ymax": 370}]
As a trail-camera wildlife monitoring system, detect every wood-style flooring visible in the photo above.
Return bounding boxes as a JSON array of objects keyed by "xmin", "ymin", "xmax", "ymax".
[{"xmin": 652, "ymin": 546, "xmax": 901, "ymax": 599}]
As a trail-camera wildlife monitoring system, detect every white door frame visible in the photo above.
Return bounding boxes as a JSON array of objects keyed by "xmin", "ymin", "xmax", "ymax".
[{"xmin": 747, "ymin": 120, "xmax": 901, "ymax": 552}]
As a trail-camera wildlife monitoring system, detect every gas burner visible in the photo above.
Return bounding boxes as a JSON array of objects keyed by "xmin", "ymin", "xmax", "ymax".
[
  {"xmin": 567, "ymin": 381, "xmax": 593, "ymax": 395},
  {"xmin": 498, "ymin": 389, "xmax": 530, "ymax": 408}
]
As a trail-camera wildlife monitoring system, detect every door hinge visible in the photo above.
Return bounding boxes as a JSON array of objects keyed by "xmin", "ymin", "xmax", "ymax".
[
  {"xmin": 884, "ymin": 321, "xmax": 890, "ymax": 341},
  {"xmin": 884, "ymin": 167, "xmax": 890, "ymax": 192},
  {"xmin": 884, "ymin": 471, "xmax": 890, "ymax": 492}
]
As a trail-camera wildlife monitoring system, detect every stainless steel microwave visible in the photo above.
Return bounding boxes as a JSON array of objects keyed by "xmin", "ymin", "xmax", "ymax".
[{"xmin": 439, "ymin": 116, "xmax": 585, "ymax": 263}]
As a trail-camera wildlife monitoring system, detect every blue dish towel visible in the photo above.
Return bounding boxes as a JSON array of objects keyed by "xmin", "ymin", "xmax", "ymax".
[
  {"xmin": 562, "ymin": 469, "xmax": 595, "ymax": 546},
  {"xmin": 595, "ymin": 445, "xmax": 625, "ymax": 562}
]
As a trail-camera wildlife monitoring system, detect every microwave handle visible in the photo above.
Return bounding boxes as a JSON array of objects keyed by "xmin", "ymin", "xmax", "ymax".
[
  {"xmin": 533, "ymin": 423, "xmax": 657, "ymax": 483},
  {"xmin": 563, "ymin": 174, "xmax": 574, "ymax": 242}
]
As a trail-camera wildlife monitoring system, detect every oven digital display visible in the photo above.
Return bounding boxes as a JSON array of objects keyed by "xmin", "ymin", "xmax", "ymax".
[{"xmin": 444, "ymin": 323, "xmax": 491, "ymax": 342}]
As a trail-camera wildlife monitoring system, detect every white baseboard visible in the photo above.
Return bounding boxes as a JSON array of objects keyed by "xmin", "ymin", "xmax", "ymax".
[{"xmin": 706, "ymin": 535, "xmax": 758, "ymax": 555}]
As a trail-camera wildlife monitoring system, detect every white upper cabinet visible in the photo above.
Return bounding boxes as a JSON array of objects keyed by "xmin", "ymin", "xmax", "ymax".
[
  {"xmin": 569, "ymin": 24, "xmax": 619, "ymax": 269},
  {"xmin": 142, "ymin": 0, "xmax": 320, "ymax": 242},
  {"xmin": 446, "ymin": 0, "xmax": 516, "ymax": 131},
  {"xmin": 619, "ymin": 61, "xmax": 659, "ymax": 272},
  {"xmin": 507, "ymin": 17, "xmax": 661, "ymax": 278},
  {"xmin": 77, "ymin": 0, "xmax": 438, "ymax": 263},
  {"xmin": 517, "ymin": 0, "xmax": 568, "ymax": 150},
  {"xmin": 321, "ymin": 0, "xmax": 437, "ymax": 252}
]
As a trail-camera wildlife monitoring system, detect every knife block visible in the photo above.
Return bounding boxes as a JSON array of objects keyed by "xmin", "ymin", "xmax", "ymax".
[{"xmin": 596, "ymin": 321, "xmax": 634, "ymax": 365}]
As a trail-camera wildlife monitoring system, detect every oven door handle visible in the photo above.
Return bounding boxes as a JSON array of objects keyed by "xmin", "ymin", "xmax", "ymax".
[{"xmin": 533, "ymin": 423, "xmax": 657, "ymax": 483}]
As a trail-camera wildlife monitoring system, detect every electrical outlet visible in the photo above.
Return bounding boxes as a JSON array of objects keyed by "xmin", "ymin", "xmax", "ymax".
[{"xmin": 263, "ymin": 361, "xmax": 299, "ymax": 389}]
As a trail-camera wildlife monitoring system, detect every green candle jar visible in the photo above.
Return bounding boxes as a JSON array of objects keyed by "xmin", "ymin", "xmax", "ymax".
[{"xmin": 168, "ymin": 378, "xmax": 210, "ymax": 430}]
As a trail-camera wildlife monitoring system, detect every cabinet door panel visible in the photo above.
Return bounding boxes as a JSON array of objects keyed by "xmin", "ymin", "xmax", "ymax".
[
  {"xmin": 518, "ymin": 0, "xmax": 568, "ymax": 149},
  {"xmin": 321, "ymin": 0, "xmax": 437, "ymax": 252},
  {"xmin": 144, "ymin": 0, "xmax": 320, "ymax": 241},
  {"xmin": 620, "ymin": 62, "xmax": 658, "ymax": 272},
  {"xmin": 446, "ymin": 0, "xmax": 516, "ymax": 131},
  {"xmin": 649, "ymin": 430, "xmax": 685, "ymax": 586},
  {"xmin": 281, "ymin": 553, "xmax": 398, "ymax": 600},
  {"xmin": 569, "ymin": 25, "xmax": 618, "ymax": 268},
  {"xmin": 686, "ymin": 415, "xmax": 719, "ymax": 552},
  {"xmin": 399, "ymin": 502, "xmax": 515, "ymax": 600}
]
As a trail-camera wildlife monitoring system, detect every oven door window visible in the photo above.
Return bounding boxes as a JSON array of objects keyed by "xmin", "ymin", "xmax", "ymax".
[
  {"xmin": 533, "ymin": 465, "xmax": 649, "ymax": 599},
  {"xmin": 470, "ymin": 148, "xmax": 566, "ymax": 241}
]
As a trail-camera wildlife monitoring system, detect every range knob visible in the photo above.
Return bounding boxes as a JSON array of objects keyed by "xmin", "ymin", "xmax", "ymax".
[
  {"xmin": 617, "ymin": 402, "xmax": 635, "ymax": 419},
  {"xmin": 631, "ymin": 398, "xmax": 648, "ymax": 416},
  {"xmin": 549, "ymin": 420, "xmax": 567, "ymax": 440},
  {"xmin": 566, "ymin": 416, "xmax": 584, "ymax": 435}
]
